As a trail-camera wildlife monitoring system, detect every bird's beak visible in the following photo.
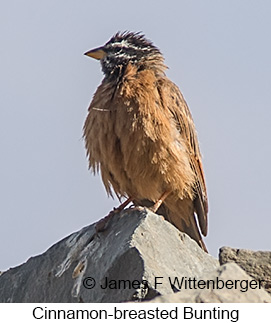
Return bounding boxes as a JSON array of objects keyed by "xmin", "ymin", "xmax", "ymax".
[{"xmin": 84, "ymin": 47, "xmax": 106, "ymax": 60}]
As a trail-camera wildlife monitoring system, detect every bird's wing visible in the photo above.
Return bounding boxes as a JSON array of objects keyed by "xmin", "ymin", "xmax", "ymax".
[{"xmin": 158, "ymin": 79, "xmax": 208, "ymax": 236}]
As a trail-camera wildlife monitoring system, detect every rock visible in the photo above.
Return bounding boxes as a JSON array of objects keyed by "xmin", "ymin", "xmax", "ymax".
[
  {"xmin": 149, "ymin": 263, "xmax": 271, "ymax": 303},
  {"xmin": 0, "ymin": 208, "xmax": 218, "ymax": 303},
  {"xmin": 2, "ymin": 208, "xmax": 270, "ymax": 303},
  {"xmin": 219, "ymin": 247, "xmax": 271, "ymax": 294}
]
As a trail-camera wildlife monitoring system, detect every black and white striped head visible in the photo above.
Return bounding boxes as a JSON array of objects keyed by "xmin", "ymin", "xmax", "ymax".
[{"xmin": 84, "ymin": 31, "xmax": 166, "ymax": 79}]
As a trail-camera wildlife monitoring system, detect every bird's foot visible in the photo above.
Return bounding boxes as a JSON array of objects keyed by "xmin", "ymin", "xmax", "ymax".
[
  {"xmin": 95, "ymin": 197, "xmax": 133, "ymax": 232},
  {"xmin": 95, "ymin": 210, "xmax": 116, "ymax": 232},
  {"xmin": 149, "ymin": 191, "xmax": 171, "ymax": 213}
]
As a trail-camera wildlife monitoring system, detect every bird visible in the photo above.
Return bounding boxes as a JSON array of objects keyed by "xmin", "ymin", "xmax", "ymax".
[{"xmin": 83, "ymin": 31, "xmax": 208, "ymax": 252}]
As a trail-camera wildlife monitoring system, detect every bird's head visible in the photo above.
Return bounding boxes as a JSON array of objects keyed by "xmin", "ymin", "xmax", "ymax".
[{"xmin": 84, "ymin": 31, "xmax": 166, "ymax": 79}]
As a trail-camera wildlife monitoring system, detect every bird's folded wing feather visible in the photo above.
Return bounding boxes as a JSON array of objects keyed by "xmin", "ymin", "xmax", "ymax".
[{"xmin": 158, "ymin": 79, "xmax": 208, "ymax": 236}]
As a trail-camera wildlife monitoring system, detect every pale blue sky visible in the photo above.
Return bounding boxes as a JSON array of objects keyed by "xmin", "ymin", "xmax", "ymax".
[{"xmin": 1, "ymin": 0, "xmax": 271, "ymax": 270}]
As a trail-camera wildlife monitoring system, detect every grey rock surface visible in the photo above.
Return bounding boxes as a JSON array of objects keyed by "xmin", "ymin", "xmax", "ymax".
[
  {"xmin": 219, "ymin": 247, "xmax": 271, "ymax": 294},
  {"xmin": 149, "ymin": 263, "xmax": 271, "ymax": 303},
  {"xmin": 0, "ymin": 208, "xmax": 218, "ymax": 303}
]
